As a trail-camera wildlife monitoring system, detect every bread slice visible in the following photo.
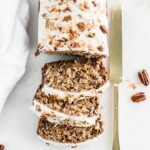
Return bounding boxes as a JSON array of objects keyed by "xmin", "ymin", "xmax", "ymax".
[
  {"xmin": 32, "ymin": 86, "xmax": 100, "ymax": 127},
  {"xmin": 36, "ymin": 0, "xmax": 108, "ymax": 57},
  {"xmin": 37, "ymin": 115, "xmax": 104, "ymax": 146},
  {"xmin": 41, "ymin": 58, "xmax": 109, "ymax": 103}
]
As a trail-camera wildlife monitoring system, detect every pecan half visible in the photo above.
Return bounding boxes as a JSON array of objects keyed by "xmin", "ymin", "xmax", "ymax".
[
  {"xmin": 80, "ymin": 2, "xmax": 90, "ymax": 11},
  {"xmin": 131, "ymin": 92, "xmax": 146, "ymax": 102},
  {"xmin": 0, "ymin": 145, "xmax": 5, "ymax": 150},
  {"xmin": 138, "ymin": 69, "xmax": 150, "ymax": 86}
]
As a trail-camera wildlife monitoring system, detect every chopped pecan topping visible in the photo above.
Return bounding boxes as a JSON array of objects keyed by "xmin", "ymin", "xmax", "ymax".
[
  {"xmin": 69, "ymin": 29, "xmax": 79, "ymax": 40},
  {"xmin": 88, "ymin": 33, "xmax": 95, "ymax": 38},
  {"xmin": 49, "ymin": 41, "xmax": 52, "ymax": 45},
  {"xmin": 73, "ymin": 0, "xmax": 77, "ymax": 3},
  {"xmin": 42, "ymin": 13, "xmax": 47, "ymax": 17},
  {"xmin": 37, "ymin": 43, "xmax": 42, "ymax": 49},
  {"xmin": 131, "ymin": 92, "xmax": 146, "ymax": 102},
  {"xmin": 97, "ymin": 46, "xmax": 104, "ymax": 51},
  {"xmin": 0, "ymin": 145, "xmax": 5, "ymax": 150},
  {"xmin": 55, "ymin": 41, "xmax": 61, "ymax": 48},
  {"xmin": 35, "ymin": 50, "xmax": 40, "ymax": 56},
  {"xmin": 71, "ymin": 145, "xmax": 77, "ymax": 148},
  {"xmin": 58, "ymin": 27, "xmax": 62, "ymax": 31},
  {"xmin": 63, "ymin": 7, "xmax": 72, "ymax": 12},
  {"xmin": 138, "ymin": 69, "xmax": 150, "ymax": 86},
  {"xmin": 80, "ymin": 1, "xmax": 90, "ymax": 11},
  {"xmin": 61, "ymin": 25, "xmax": 70, "ymax": 33},
  {"xmin": 48, "ymin": 35, "xmax": 56, "ymax": 39},
  {"xmin": 45, "ymin": 19, "xmax": 57, "ymax": 30},
  {"xmin": 76, "ymin": 22, "xmax": 86, "ymax": 32},
  {"xmin": 45, "ymin": 19, "xmax": 51, "ymax": 28},
  {"xmin": 49, "ymin": 7, "xmax": 61, "ymax": 12},
  {"xmin": 57, "ymin": 38, "xmax": 68, "ymax": 43},
  {"xmin": 63, "ymin": 15, "xmax": 72, "ymax": 22},
  {"xmin": 100, "ymin": 25, "xmax": 108, "ymax": 34},
  {"xmin": 36, "ymin": 43, "xmax": 44, "ymax": 54},
  {"xmin": 71, "ymin": 42, "xmax": 80, "ymax": 48},
  {"xmin": 60, "ymin": 0, "xmax": 67, "ymax": 3},
  {"xmin": 54, "ymin": 47, "xmax": 57, "ymax": 50},
  {"xmin": 92, "ymin": 1, "xmax": 97, "ymax": 7},
  {"xmin": 86, "ymin": 23, "xmax": 94, "ymax": 31}
]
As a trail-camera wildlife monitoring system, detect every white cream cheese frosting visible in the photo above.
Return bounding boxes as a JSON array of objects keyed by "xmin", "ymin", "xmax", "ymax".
[{"xmin": 41, "ymin": 81, "xmax": 110, "ymax": 102}]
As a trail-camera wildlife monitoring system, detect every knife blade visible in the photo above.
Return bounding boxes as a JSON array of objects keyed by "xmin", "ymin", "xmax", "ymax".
[
  {"xmin": 110, "ymin": 4, "xmax": 122, "ymax": 150},
  {"xmin": 110, "ymin": 4, "xmax": 122, "ymax": 84}
]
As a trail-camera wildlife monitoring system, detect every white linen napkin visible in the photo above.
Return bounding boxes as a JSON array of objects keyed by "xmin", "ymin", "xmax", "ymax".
[{"xmin": 0, "ymin": 0, "xmax": 29, "ymax": 112}]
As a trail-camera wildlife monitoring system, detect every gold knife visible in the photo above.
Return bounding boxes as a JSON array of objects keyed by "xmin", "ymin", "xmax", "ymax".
[{"xmin": 110, "ymin": 4, "xmax": 122, "ymax": 150}]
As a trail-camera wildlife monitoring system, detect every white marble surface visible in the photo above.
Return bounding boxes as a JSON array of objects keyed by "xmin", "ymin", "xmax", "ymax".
[{"xmin": 0, "ymin": 0, "xmax": 150, "ymax": 150}]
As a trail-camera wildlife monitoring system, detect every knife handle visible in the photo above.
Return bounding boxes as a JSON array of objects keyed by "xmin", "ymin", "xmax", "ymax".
[{"xmin": 112, "ymin": 85, "xmax": 120, "ymax": 150}]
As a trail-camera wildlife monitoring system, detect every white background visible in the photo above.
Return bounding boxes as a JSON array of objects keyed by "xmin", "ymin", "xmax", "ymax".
[{"xmin": 0, "ymin": 0, "xmax": 150, "ymax": 150}]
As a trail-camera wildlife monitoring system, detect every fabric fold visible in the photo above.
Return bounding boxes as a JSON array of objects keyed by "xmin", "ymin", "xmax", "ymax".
[{"xmin": 0, "ymin": 0, "xmax": 29, "ymax": 112}]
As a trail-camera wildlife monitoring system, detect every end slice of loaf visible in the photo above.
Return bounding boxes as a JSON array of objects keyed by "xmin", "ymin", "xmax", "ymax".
[{"xmin": 36, "ymin": 0, "xmax": 108, "ymax": 57}]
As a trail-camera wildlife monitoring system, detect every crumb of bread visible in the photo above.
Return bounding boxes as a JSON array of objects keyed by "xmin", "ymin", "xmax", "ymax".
[{"xmin": 126, "ymin": 80, "xmax": 138, "ymax": 90}]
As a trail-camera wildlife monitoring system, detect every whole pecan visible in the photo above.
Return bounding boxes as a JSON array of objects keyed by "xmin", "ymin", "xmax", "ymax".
[
  {"xmin": 131, "ymin": 92, "xmax": 146, "ymax": 102},
  {"xmin": 138, "ymin": 69, "xmax": 150, "ymax": 86},
  {"xmin": 0, "ymin": 145, "xmax": 5, "ymax": 150}
]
